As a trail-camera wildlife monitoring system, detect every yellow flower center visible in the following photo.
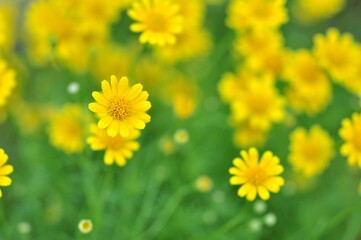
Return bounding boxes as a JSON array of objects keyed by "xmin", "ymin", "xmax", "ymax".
[
  {"xmin": 302, "ymin": 143, "xmax": 320, "ymax": 161},
  {"xmin": 248, "ymin": 167, "xmax": 267, "ymax": 186},
  {"xmin": 353, "ymin": 134, "xmax": 361, "ymax": 150},
  {"xmin": 146, "ymin": 12, "xmax": 167, "ymax": 32},
  {"xmin": 108, "ymin": 97, "xmax": 131, "ymax": 120},
  {"xmin": 248, "ymin": 94, "xmax": 269, "ymax": 114}
]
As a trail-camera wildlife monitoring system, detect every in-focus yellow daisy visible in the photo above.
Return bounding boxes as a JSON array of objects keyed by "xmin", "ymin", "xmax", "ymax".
[
  {"xmin": 0, "ymin": 60, "xmax": 16, "ymax": 107},
  {"xmin": 48, "ymin": 104, "xmax": 90, "ymax": 154},
  {"xmin": 128, "ymin": 0, "xmax": 183, "ymax": 46},
  {"xmin": 313, "ymin": 28, "xmax": 359, "ymax": 83},
  {"xmin": 229, "ymin": 148, "xmax": 284, "ymax": 201},
  {"xmin": 288, "ymin": 125, "xmax": 334, "ymax": 177},
  {"xmin": 87, "ymin": 124, "xmax": 140, "ymax": 167},
  {"xmin": 227, "ymin": 0, "xmax": 288, "ymax": 32},
  {"xmin": 231, "ymin": 75, "xmax": 285, "ymax": 130},
  {"xmin": 89, "ymin": 75, "xmax": 151, "ymax": 137},
  {"xmin": 0, "ymin": 148, "xmax": 14, "ymax": 198},
  {"xmin": 339, "ymin": 113, "xmax": 361, "ymax": 167}
]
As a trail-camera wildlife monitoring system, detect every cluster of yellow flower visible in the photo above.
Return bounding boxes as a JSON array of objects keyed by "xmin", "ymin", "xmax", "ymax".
[{"xmin": 222, "ymin": 0, "xmax": 361, "ymax": 201}]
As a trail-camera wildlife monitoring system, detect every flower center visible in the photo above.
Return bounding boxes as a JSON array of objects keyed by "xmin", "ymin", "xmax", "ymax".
[
  {"xmin": 147, "ymin": 12, "xmax": 167, "ymax": 32},
  {"xmin": 108, "ymin": 97, "xmax": 131, "ymax": 120},
  {"xmin": 302, "ymin": 143, "xmax": 320, "ymax": 161},
  {"xmin": 353, "ymin": 134, "xmax": 361, "ymax": 151},
  {"xmin": 249, "ymin": 94, "xmax": 269, "ymax": 114},
  {"xmin": 248, "ymin": 167, "xmax": 267, "ymax": 186}
]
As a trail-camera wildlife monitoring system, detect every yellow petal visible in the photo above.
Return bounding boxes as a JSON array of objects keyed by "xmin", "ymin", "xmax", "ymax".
[
  {"xmin": 110, "ymin": 75, "xmax": 119, "ymax": 95},
  {"xmin": 127, "ymin": 83, "xmax": 143, "ymax": 100},
  {"xmin": 230, "ymin": 176, "xmax": 246, "ymax": 185},
  {"xmin": 257, "ymin": 186, "xmax": 270, "ymax": 200},
  {"xmin": 0, "ymin": 176, "xmax": 12, "ymax": 186},
  {"xmin": 92, "ymin": 91, "xmax": 108, "ymax": 106},
  {"xmin": 107, "ymin": 121, "xmax": 119, "ymax": 137},
  {"xmin": 246, "ymin": 186, "xmax": 257, "ymax": 201},
  {"xmin": 119, "ymin": 121, "xmax": 129, "ymax": 137},
  {"xmin": 118, "ymin": 76, "xmax": 129, "ymax": 96},
  {"xmin": 0, "ymin": 165, "xmax": 14, "ymax": 175},
  {"xmin": 237, "ymin": 183, "xmax": 251, "ymax": 197},
  {"xmin": 104, "ymin": 150, "xmax": 114, "ymax": 165},
  {"xmin": 98, "ymin": 116, "xmax": 113, "ymax": 129},
  {"xmin": 101, "ymin": 80, "xmax": 113, "ymax": 99},
  {"xmin": 89, "ymin": 103, "xmax": 107, "ymax": 114}
]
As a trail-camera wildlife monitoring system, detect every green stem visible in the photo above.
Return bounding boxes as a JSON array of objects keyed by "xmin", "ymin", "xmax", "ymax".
[
  {"xmin": 211, "ymin": 212, "xmax": 247, "ymax": 239},
  {"xmin": 136, "ymin": 185, "xmax": 193, "ymax": 239}
]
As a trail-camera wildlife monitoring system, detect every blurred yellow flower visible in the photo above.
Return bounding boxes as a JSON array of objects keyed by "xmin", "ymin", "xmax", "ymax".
[
  {"xmin": 234, "ymin": 29, "xmax": 283, "ymax": 58},
  {"xmin": 89, "ymin": 76, "xmax": 151, "ymax": 137},
  {"xmin": 341, "ymin": 50, "xmax": 361, "ymax": 96},
  {"xmin": 0, "ymin": 4, "xmax": 16, "ymax": 50},
  {"xmin": 233, "ymin": 122, "xmax": 268, "ymax": 148},
  {"xmin": 78, "ymin": 219, "xmax": 93, "ymax": 234},
  {"xmin": 172, "ymin": 0, "xmax": 205, "ymax": 28},
  {"xmin": 87, "ymin": 124, "xmax": 140, "ymax": 166},
  {"xmin": 195, "ymin": 175, "xmax": 213, "ymax": 193},
  {"xmin": 339, "ymin": 113, "xmax": 361, "ymax": 168},
  {"xmin": 0, "ymin": 60, "xmax": 16, "ymax": 107},
  {"xmin": 48, "ymin": 104, "xmax": 90, "ymax": 154},
  {"xmin": 229, "ymin": 148, "xmax": 284, "ymax": 201},
  {"xmin": 294, "ymin": 0, "xmax": 345, "ymax": 23},
  {"xmin": 284, "ymin": 50, "xmax": 332, "ymax": 115},
  {"xmin": 128, "ymin": 0, "xmax": 183, "ymax": 46},
  {"xmin": 313, "ymin": 28, "xmax": 359, "ymax": 83},
  {"xmin": 92, "ymin": 44, "xmax": 132, "ymax": 80},
  {"xmin": 227, "ymin": 0, "xmax": 288, "ymax": 32},
  {"xmin": 288, "ymin": 125, "xmax": 334, "ymax": 177},
  {"xmin": 231, "ymin": 75, "xmax": 285, "ymax": 130},
  {"xmin": 155, "ymin": 27, "xmax": 211, "ymax": 63},
  {"xmin": 218, "ymin": 67, "xmax": 253, "ymax": 103},
  {"xmin": 0, "ymin": 148, "xmax": 13, "ymax": 198}
]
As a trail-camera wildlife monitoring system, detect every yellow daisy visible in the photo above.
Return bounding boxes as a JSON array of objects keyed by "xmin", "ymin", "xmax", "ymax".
[
  {"xmin": 227, "ymin": 0, "xmax": 288, "ymax": 32},
  {"xmin": 48, "ymin": 104, "xmax": 90, "ymax": 154},
  {"xmin": 89, "ymin": 75, "xmax": 151, "ymax": 137},
  {"xmin": 87, "ymin": 124, "xmax": 140, "ymax": 167},
  {"xmin": 313, "ymin": 28, "xmax": 359, "ymax": 83},
  {"xmin": 229, "ymin": 148, "xmax": 284, "ymax": 201},
  {"xmin": 288, "ymin": 125, "xmax": 334, "ymax": 177},
  {"xmin": 128, "ymin": 0, "xmax": 183, "ymax": 46},
  {"xmin": 0, "ymin": 60, "xmax": 16, "ymax": 107},
  {"xmin": 0, "ymin": 148, "xmax": 14, "ymax": 198},
  {"xmin": 339, "ymin": 113, "xmax": 361, "ymax": 167},
  {"xmin": 231, "ymin": 75, "xmax": 285, "ymax": 130},
  {"xmin": 284, "ymin": 50, "xmax": 332, "ymax": 115}
]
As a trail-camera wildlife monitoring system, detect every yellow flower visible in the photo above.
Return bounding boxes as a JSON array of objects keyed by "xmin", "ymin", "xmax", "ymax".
[
  {"xmin": 195, "ymin": 175, "xmax": 213, "ymax": 193},
  {"xmin": 288, "ymin": 125, "xmax": 334, "ymax": 177},
  {"xmin": 92, "ymin": 44, "xmax": 131, "ymax": 80},
  {"xmin": 233, "ymin": 122, "xmax": 268, "ymax": 148},
  {"xmin": 89, "ymin": 75, "xmax": 151, "ymax": 137},
  {"xmin": 341, "ymin": 49, "xmax": 361, "ymax": 96},
  {"xmin": 87, "ymin": 124, "xmax": 140, "ymax": 166},
  {"xmin": 284, "ymin": 50, "xmax": 332, "ymax": 115},
  {"xmin": 48, "ymin": 104, "xmax": 90, "ymax": 154},
  {"xmin": 231, "ymin": 75, "xmax": 285, "ymax": 130},
  {"xmin": 227, "ymin": 0, "xmax": 288, "ymax": 32},
  {"xmin": 234, "ymin": 29, "xmax": 283, "ymax": 58},
  {"xmin": 313, "ymin": 28, "xmax": 359, "ymax": 83},
  {"xmin": 128, "ymin": 0, "xmax": 183, "ymax": 46},
  {"xmin": 294, "ymin": 0, "xmax": 345, "ymax": 23},
  {"xmin": 0, "ymin": 148, "xmax": 14, "ymax": 198},
  {"xmin": 339, "ymin": 113, "xmax": 361, "ymax": 167},
  {"xmin": 155, "ymin": 27, "xmax": 211, "ymax": 63},
  {"xmin": 0, "ymin": 3, "xmax": 16, "ymax": 50},
  {"xmin": 78, "ymin": 219, "xmax": 93, "ymax": 234},
  {"xmin": 229, "ymin": 148, "xmax": 284, "ymax": 201},
  {"xmin": 171, "ymin": 0, "xmax": 205, "ymax": 28},
  {"xmin": 0, "ymin": 60, "xmax": 16, "ymax": 107}
]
